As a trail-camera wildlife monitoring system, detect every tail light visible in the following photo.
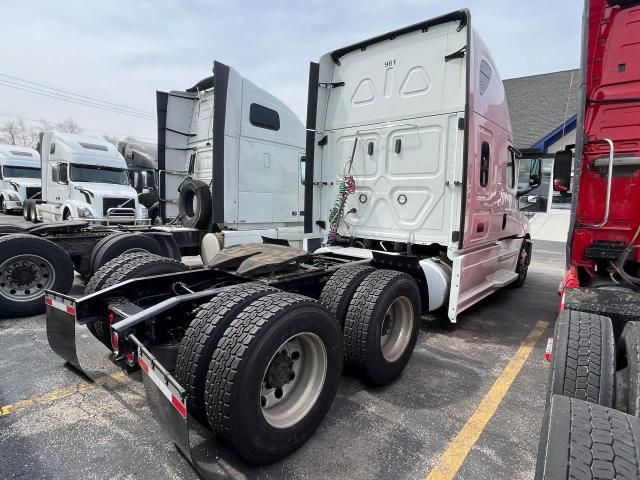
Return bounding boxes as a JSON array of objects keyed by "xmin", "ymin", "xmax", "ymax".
[
  {"xmin": 111, "ymin": 332, "xmax": 119, "ymax": 353},
  {"xmin": 125, "ymin": 351, "xmax": 136, "ymax": 366}
]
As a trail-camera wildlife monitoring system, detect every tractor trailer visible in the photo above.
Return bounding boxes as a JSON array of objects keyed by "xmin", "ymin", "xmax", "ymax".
[
  {"xmin": 0, "ymin": 62, "xmax": 310, "ymax": 317},
  {"xmin": 537, "ymin": 1, "xmax": 640, "ymax": 479},
  {"xmin": 45, "ymin": 10, "xmax": 542, "ymax": 471}
]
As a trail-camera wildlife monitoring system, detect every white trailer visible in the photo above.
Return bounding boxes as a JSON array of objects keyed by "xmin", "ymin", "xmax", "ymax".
[
  {"xmin": 0, "ymin": 145, "xmax": 41, "ymax": 215},
  {"xmin": 45, "ymin": 10, "xmax": 542, "ymax": 471},
  {"xmin": 29, "ymin": 132, "xmax": 148, "ymax": 224}
]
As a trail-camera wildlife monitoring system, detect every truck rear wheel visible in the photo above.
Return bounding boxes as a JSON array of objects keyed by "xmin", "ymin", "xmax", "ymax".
[
  {"xmin": 319, "ymin": 265, "xmax": 374, "ymax": 328},
  {"xmin": 511, "ymin": 239, "xmax": 531, "ymax": 288},
  {"xmin": 548, "ymin": 310, "xmax": 615, "ymax": 407},
  {"xmin": 536, "ymin": 395, "xmax": 640, "ymax": 480},
  {"xmin": 85, "ymin": 253, "xmax": 188, "ymax": 347},
  {"xmin": 205, "ymin": 292, "xmax": 342, "ymax": 464},
  {"xmin": 0, "ymin": 234, "xmax": 74, "ymax": 317},
  {"xmin": 174, "ymin": 282, "xmax": 277, "ymax": 423},
  {"xmin": 617, "ymin": 321, "xmax": 640, "ymax": 417},
  {"xmin": 89, "ymin": 232, "xmax": 165, "ymax": 275},
  {"xmin": 343, "ymin": 269, "xmax": 421, "ymax": 385}
]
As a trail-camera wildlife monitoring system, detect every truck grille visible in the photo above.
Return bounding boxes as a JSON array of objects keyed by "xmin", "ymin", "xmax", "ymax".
[
  {"xmin": 103, "ymin": 197, "xmax": 135, "ymax": 216},
  {"xmin": 25, "ymin": 187, "xmax": 41, "ymax": 200}
]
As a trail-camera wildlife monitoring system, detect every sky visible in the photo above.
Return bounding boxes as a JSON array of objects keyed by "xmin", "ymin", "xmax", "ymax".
[{"xmin": 0, "ymin": 0, "xmax": 583, "ymax": 143}]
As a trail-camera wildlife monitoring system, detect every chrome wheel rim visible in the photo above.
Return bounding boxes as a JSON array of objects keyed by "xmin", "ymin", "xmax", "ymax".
[
  {"xmin": 380, "ymin": 296, "xmax": 414, "ymax": 362},
  {"xmin": 260, "ymin": 332, "xmax": 327, "ymax": 429},
  {"xmin": 0, "ymin": 254, "xmax": 55, "ymax": 302}
]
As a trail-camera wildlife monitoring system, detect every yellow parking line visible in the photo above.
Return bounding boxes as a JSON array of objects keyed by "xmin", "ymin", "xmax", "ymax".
[
  {"xmin": 425, "ymin": 320, "xmax": 550, "ymax": 480},
  {"xmin": 0, "ymin": 371, "xmax": 126, "ymax": 417}
]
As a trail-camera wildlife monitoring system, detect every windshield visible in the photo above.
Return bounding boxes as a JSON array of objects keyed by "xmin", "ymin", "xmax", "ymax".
[
  {"xmin": 70, "ymin": 164, "xmax": 129, "ymax": 185},
  {"xmin": 3, "ymin": 166, "xmax": 40, "ymax": 179}
]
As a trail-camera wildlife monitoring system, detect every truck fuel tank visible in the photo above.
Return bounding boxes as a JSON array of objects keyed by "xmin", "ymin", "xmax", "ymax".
[{"xmin": 419, "ymin": 257, "xmax": 452, "ymax": 311}]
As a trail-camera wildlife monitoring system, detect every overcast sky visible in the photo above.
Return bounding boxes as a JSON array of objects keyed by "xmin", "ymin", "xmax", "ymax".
[{"xmin": 0, "ymin": 0, "xmax": 582, "ymax": 142}]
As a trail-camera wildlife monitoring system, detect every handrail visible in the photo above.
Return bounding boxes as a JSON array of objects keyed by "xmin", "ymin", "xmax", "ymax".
[{"xmin": 582, "ymin": 138, "xmax": 614, "ymax": 228}]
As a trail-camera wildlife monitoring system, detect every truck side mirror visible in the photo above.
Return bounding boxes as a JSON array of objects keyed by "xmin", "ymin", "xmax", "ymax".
[
  {"xmin": 553, "ymin": 149, "xmax": 572, "ymax": 192},
  {"xmin": 58, "ymin": 163, "xmax": 68, "ymax": 184},
  {"xmin": 300, "ymin": 156, "xmax": 306, "ymax": 186},
  {"xmin": 529, "ymin": 158, "xmax": 542, "ymax": 189}
]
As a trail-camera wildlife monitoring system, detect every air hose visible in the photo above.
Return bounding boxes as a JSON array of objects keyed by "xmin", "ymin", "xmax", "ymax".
[
  {"xmin": 615, "ymin": 223, "xmax": 640, "ymax": 285},
  {"xmin": 327, "ymin": 175, "xmax": 356, "ymax": 243}
]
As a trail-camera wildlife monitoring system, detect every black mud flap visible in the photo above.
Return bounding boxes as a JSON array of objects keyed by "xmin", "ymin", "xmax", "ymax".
[
  {"xmin": 131, "ymin": 336, "xmax": 240, "ymax": 477},
  {"xmin": 45, "ymin": 291, "xmax": 119, "ymax": 381}
]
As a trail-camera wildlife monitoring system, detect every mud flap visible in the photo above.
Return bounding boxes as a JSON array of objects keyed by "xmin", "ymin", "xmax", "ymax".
[
  {"xmin": 132, "ymin": 336, "xmax": 233, "ymax": 477},
  {"xmin": 45, "ymin": 291, "xmax": 119, "ymax": 381}
]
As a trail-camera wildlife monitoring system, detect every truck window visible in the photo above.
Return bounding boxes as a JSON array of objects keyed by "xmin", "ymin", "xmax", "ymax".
[
  {"xmin": 250, "ymin": 103, "xmax": 280, "ymax": 131},
  {"xmin": 480, "ymin": 142, "xmax": 490, "ymax": 187},
  {"xmin": 506, "ymin": 149, "xmax": 515, "ymax": 188},
  {"xmin": 70, "ymin": 164, "xmax": 129, "ymax": 185},
  {"xmin": 3, "ymin": 166, "xmax": 40, "ymax": 179},
  {"xmin": 479, "ymin": 60, "xmax": 492, "ymax": 95}
]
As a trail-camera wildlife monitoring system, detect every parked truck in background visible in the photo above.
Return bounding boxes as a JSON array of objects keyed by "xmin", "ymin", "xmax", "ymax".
[
  {"xmin": 537, "ymin": 1, "xmax": 640, "ymax": 479},
  {"xmin": 117, "ymin": 140, "xmax": 160, "ymax": 220},
  {"xmin": 24, "ymin": 132, "xmax": 148, "ymax": 224},
  {"xmin": 0, "ymin": 62, "xmax": 312, "ymax": 317},
  {"xmin": 45, "ymin": 10, "xmax": 543, "ymax": 472},
  {"xmin": 0, "ymin": 145, "xmax": 41, "ymax": 215}
]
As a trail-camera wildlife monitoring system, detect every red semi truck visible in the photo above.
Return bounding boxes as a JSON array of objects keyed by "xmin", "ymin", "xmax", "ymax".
[{"xmin": 538, "ymin": 1, "xmax": 640, "ymax": 478}]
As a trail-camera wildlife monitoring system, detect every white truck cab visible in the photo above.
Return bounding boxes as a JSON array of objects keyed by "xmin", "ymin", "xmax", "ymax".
[
  {"xmin": 158, "ymin": 61, "xmax": 310, "ymax": 249},
  {"xmin": 306, "ymin": 10, "xmax": 539, "ymax": 321},
  {"xmin": 0, "ymin": 145, "xmax": 41, "ymax": 214},
  {"xmin": 36, "ymin": 132, "xmax": 147, "ymax": 223}
]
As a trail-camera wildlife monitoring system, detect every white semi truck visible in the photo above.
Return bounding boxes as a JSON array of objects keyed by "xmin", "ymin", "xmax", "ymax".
[
  {"xmin": 45, "ymin": 10, "xmax": 542, "ymax": 471},
  {"xmin": 0, "ymin": 145, "xmax": 41, "ymax": 215},
  {"xmin": 25, "ymin": 132, "xmax": 148, "ymax": 224}
]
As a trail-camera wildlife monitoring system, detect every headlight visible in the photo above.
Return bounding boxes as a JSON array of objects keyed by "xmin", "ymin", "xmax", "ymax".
[
  {"xmin": 139, "ymin": 205, "xmax": 148, "ymax": 219},
  {"xmin": 77, "ymin": 207, "xmax": 93, "ymax": 218},
  {"xmin": 7, "ymin": 192, "xmax": 19, "ymax": 201}
]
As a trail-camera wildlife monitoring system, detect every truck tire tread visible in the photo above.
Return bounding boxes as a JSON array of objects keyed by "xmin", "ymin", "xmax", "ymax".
[
  {"xmin": 549, "ymin": 310, "xmax": 615, "ymax": 407},
  {"xmin": 319, "ymin": 265, "xmax": 374, "ymax": 327},
  {"xmin": 536, "ymin": 395, "xmax": 640, "ymax": 480},
  {"xmin": 174, "ymin": 282, "xmax": 277, "ymax": 423},
  {"xmin": 619, "ymin": 321, "xmax": 640, "ymax": 417},
  {"xmin": 205, "ymin": 292, "xmax": 342, "ymax": 464},
  {"xmin": 343, "ymin": 269, "xmax": 421, "ymax": 385},
  {"xmin": 86, "ymin": 253, "xmax": 187, "ymax": 346}
]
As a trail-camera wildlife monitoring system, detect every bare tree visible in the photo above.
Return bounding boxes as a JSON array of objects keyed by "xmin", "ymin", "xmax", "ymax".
[
  {"xmin": 55, "ymin": 117, "xmax": 82, "ymax": 134},
  {"xmin": 0, "ymin": 120, "xmax": 21, "ymax": 145},
  {"xmin": 102, "ymin": 134, "xmax": 119, "ymax": 146}
]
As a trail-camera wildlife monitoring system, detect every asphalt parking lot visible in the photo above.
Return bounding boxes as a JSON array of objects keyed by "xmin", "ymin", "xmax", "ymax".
[{"xmin": 0, "ymin": 214, "xmax": 565, "ymax": 480}]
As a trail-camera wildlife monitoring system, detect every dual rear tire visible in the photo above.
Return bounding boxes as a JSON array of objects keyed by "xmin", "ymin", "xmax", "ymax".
[
  {"xmin": 174, "ymin": 266, "xmax": 421, "ymax": 464},
  {"xmin": 175, "ymin": 286, "xmax": 343, "ymax": 464}
]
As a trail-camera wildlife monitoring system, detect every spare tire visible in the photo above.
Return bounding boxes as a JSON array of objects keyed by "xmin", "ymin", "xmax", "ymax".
[
  {"xmin": 23, "ymin": 200, "xmax": 32, "ymax": 221},
  {"xmin": 89, "ymin": 232, "xmax": 165, "ymax": 275},
  {"xmin": 178, "ymin": 179, "xmax": 211, "ymax": 229}
]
